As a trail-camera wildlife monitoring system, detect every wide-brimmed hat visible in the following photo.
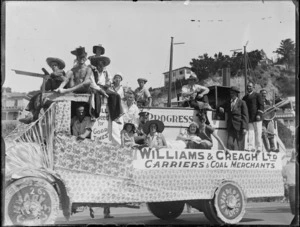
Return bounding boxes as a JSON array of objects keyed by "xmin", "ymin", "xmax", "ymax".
[
  {"xmin": 46, "ymin": 57, "xmax": 65, "ymax": 69},
  {"xmin": 143, "ymin": 120, "xmax": 165, "ymax": 134},
  {"xmin": 187, "ymin": 73, "xmax": 198, "ymax": 81},
  {"xmin": 230, "ymin": 86, "xmax": 240, "ymax": 93},
  {"xmin": 139, "ymin": 111, "xmax": 150, "ymax": 117},
  {"xmin": 123, "ymin": 122, "xmax": 136, "ymax": 132},
  {"xmin": 90, "ymin": 56, "xmax": 111, "ymax": 67},
  {"xmin": 93, "ymin": 44, "xmax": 105, "ymax": 55},
  {"xmin": 71, "ymin": 46, "xmax": 87, "ymax": 57},
  {"xmin": 137, "ymin": 78, "xmax": 148, "ymax": 83},
  {"xmin": 113, "ymin": 72, "xmax": 123, "ymax": 81}
]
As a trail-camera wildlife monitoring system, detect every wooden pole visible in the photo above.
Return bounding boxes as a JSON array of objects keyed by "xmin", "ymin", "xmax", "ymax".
[
  {"xmin": 244, "ymin": 46, "xmax": 247, "ymax": 93},
  {"xmin": 167, "ymin": 37, "xmax": 174, "ymax": 107}
]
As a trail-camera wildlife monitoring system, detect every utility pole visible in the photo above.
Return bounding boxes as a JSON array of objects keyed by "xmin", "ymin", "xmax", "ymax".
[
  {"xmin": 167, "ymin": 37, "xmax": 185, "ymax": 107},
  {"xmin": 167, "ymin": 37, "xmax": 174, "ymax": 107},
  {"xmin": 244, "ymin": 45, "xmax": 247, "ymax": 93}
]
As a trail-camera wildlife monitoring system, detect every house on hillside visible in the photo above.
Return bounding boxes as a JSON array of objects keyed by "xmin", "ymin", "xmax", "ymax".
[
  {"xmin": 2, "ymin": 88, "xmax": 30, "ymax": 121},
  {"xmin": 275, "ymin": 96, "xmax": 296, "ymax": 136},
  {"xmin": 163, "ymin": 66, "xmax": 192, "ymax": 87}
]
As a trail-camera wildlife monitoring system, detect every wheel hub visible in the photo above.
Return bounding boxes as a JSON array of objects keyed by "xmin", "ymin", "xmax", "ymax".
[
  {"xmin": 225, "ymin": 194, "xmax": 237, "ymax": 209},
  {"xmin": 22, "ymin": 200, "xmax": 42, "ymax": 218}
]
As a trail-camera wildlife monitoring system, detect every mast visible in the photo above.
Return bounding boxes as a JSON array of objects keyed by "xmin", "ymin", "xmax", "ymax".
[
  {"xmin": 244, "ymin": 45, "xmax": 247, "ymax": 93},
  {"xmin": 167, "ymin": 37, "xmax": 174, "ymax": 107},
  {"xmin": 167, "ymin": 37, "xmax": 184, "ymax": 107}
]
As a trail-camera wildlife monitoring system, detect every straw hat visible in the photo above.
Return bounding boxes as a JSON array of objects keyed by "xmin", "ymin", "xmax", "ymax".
[
  {"xmin": 71, "ymin": 46, "xmax": 87, "ymax": 57},
  {"xmin": 93, "ymin": 44, "xmax": 105, "ymax": 55},
  {"xmin": 143, "ymin": 120, "xmax": 165, "ymax": 134},
  {"xmin": 113, "ymin": 72, "xmax": 123, "ymax": 81},
  {"xmin": 123, "ymin": 122, "xmax": 136, "ymax": 132},
  {"xmin": 90, "ymin": 56, "xmax": 111, "ymax": 67},
  {"xmin": 46, "ymin": 57, "xmax": 65, "ymax": 69},
  {"xmin": 137, "ymin": 78, "xmax": 148, "ymax": 83},
  {"xmin": 139, "ymin": 111, "xmax": 150, "ymax": 117}
]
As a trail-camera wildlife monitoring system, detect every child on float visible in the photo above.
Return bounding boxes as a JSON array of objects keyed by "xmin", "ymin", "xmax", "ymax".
[
  {"xmin": 143, "ymin": 120, "xmax": 167, "ymax": 149},
  {"xmin": 121, "ymin": 122, "xmax": 137, "ymax": 147},
  {"xmin": 176, "ymin": 122, "xmax": 203, "ymax": 149}
]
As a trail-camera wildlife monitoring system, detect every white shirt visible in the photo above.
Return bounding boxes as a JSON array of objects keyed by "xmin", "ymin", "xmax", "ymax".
[
  {"xmin": 181, "ymin": 84, "xmax": 209, "ymax": 101},
  {"xmin": 90, "ymin": 67, "xmax": 112, "ymax": 89},
  {"xmin": 231, "ymin": 97, "xmax": 238, "ymax": 110},
  {"xmin": 122, "ymin": 101, "xmax": 140, "ymax": 126},
  {"xmin": 113, "ymin": 84, "xmax": 125, "ymax": 99}
]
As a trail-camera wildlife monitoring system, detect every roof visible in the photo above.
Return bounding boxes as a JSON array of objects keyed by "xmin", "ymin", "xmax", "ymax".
[
  {"xmin": 2, "ymin": 92, "xmax": 30, "ymax": 100},
  {"xmin": 162, "ymin": 66, "xmax": 191, "ymax": 75}
]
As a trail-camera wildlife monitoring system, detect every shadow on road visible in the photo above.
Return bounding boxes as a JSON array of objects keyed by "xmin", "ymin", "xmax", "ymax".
[
  {"xmin": 252, "ymin": 207, "xmax": 291, "ymax": 213},
  {"xmin": 240, "ymin": 218, "xmax": 263, "ymax": 223}
]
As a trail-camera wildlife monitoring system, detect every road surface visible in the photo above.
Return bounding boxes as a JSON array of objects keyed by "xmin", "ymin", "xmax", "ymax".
[{"xmin": 55, "ymin": 202, "xmax": 294, "ymax": 225}]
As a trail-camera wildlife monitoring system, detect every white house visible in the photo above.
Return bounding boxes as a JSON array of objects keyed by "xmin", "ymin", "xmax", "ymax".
[
  {"xmin": 2, "ymin": 88, "xmax": 30, "ymax": 121},
  {"xmin": 163, "ymin": 67, "xmax": 192, "ymax": 86}
]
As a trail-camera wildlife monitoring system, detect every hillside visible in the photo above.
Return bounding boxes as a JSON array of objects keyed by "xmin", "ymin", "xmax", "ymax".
[{"xmin": 151, "ymin": 64, "xmax": 296, "ymax": 107}]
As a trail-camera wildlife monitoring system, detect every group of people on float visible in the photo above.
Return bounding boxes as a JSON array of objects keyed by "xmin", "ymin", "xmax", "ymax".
[{"xmin": 20, "ymin": 44, "xmax": 278, "ymax": 154}]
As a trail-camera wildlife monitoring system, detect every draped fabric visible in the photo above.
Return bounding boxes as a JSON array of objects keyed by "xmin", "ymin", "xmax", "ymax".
[{"xmin": 5, "ymin": 103, "xmax": 56, "ymax": 176}]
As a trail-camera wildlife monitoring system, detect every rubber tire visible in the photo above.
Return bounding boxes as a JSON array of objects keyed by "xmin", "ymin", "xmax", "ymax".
[
  {"xmin": 213, "ymin": 181, "xmax": 246, "ymax": 224},
  {"xmin": 147, "ymin": 201, "xmax": 185, "ymax": 220},
  {"xmin": 200, "ymin": 200, "xmax": 223, "ymax": 225},
  {"xmin": 4, "ymin": 177, "xmax": 59, "ymax": 226}
]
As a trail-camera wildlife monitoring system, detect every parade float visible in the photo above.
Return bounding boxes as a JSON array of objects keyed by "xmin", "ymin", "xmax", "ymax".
[{"xmin": 3, "ymin": 85, "xmax": 287, "ymax": 225}]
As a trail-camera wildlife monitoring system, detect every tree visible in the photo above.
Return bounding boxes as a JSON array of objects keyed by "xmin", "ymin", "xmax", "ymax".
[
  {"xmin": 190, "ymin": 53, "xmax": 216, "ymax": 82},
  {"xmin": 274, "ymin": 39, "xmax": 295, "ymax": 69},
  {"xmin": 190, "ymin": 50, "xmax": 262, "ymax": 79}
]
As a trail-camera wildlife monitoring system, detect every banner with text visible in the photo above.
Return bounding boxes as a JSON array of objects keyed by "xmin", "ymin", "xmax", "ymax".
[
  {"xmin": 91, "ymin": 105, "xmax": 110, "ymax": 142},
  {"xmin": 133, "ymin": 148, "xmax": 282, "ymax": 170}
]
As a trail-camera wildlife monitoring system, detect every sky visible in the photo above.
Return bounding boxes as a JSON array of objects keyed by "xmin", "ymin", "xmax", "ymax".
[{"xmin": 3, "ymin": 1, "xmax": 296, "ymax": 93}]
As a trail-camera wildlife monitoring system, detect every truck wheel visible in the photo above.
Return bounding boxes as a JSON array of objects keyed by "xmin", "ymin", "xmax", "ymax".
[
  {"xmin": 213, "ymin": 181, "xmax": 246, "ymax": 224},
  {"xmin": 5, "ymin": 177, "xmax": 59, "ymax": 226},
  {"xmin": 200, "ymin": 200, "xmax": 222, "ymax": 224},
  {"xmin": 147, "ymin": 201, "xmax": 185, "ymax": 220}
]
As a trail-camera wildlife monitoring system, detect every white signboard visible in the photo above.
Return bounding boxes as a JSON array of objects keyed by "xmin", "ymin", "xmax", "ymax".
[
  {"xmin": 133, "ymin": 148, "xmax": 282, "ymax": 170},
  {"xmin": 91, "ymin": 105, "xmax": 110, "ymax": 142}
]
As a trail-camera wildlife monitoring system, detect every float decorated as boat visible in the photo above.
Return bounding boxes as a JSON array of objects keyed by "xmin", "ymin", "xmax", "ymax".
[{"xmin": 4, "ymin": 82, "xmax": 287, "ymax": 225}]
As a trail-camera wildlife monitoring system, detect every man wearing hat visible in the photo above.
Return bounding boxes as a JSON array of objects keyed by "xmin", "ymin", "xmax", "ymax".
[
  {"xmin": 55, "ymin": 46, "xmax": 92, "ymax": 94},
  {"xmin": 134, "ymin": 78, "xmax": 152, "ymax": 107},
  {"xmin": 44, "ymin": 57, "xmax": 67, "ymax": 91},
  {"xmin": 134, "ymin": 111, "xmax": 150, "ymax": 145},
  {"xmin": 219, "ymin": 86, "xmax": 249, "ymax": 151},
  {"xmin": 19, "ymin": 57, "xmax": 67, "ymax": 124},
  {"xmin": 89, "ymin": 55, "xmax": 124, "ymax": 123},
  {"xmin": 88, "ymin": 44, "xmax": 106, "ymax": 63},
  {"xmin": 181, "ymin": 73, "xmax": 210, "ymax": 108},
  {"xmin": 242, "ymin": 82, "xmax": 264, "ymax": 153},
  {"xmin": 93, "ymin": 44, "xmax": 105, "ymax": 56}
]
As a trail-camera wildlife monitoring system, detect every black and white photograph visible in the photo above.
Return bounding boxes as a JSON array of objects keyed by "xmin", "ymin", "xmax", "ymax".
[{"xmin": 1, "ymin": 0, "xmax": 298, "ymax": 225}]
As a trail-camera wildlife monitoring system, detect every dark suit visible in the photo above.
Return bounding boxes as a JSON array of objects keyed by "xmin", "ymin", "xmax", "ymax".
[
  {"xmin": 242, "ymin": 92, "xmax": 264, "ymax": 123},
  {"xmin": 242, "ymin": 92, "xmax": 264, "ymax": 150},
  {"xmin": 224, "ymin": 98, "xmax": 249, "ymax": 150}
]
